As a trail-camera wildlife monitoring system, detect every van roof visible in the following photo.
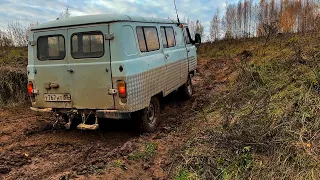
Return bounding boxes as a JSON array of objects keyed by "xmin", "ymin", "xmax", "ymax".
[{"xmin": 32, "ymin": 14, "xmax": 185, "ymax": 31}]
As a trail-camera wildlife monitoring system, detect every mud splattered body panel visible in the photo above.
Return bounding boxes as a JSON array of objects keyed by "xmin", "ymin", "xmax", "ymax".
[
  {"xmin": 113, "ymin": 58, "xmax": 195, "ymax": 112},
  {"xmin": 29, "ymin": 25, "xmax": 114, "ymax": 110},
  {"xmin": 110, "ymin": 22, "xmax": 197, "ymax": 112},
  {"xmin": 28, "ymin": 14, "xmax": 198, "ymax": 115}
]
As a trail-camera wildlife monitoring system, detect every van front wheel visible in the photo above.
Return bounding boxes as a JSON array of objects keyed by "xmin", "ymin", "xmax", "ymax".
[{"xmin": 133, "ymin": 96, "xmax": 160, "ymax": 133}]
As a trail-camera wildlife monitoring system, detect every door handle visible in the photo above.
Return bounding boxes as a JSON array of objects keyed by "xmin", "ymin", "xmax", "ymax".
[
  {"xmin": 165, "ymin": 54, "xmax": 169, "ymax": 59},
  {"xmin": 50, "ymin": 83, "xmax": 59, "ymax": 88},
  {"xmin": 187, "ymin": 50, "xmax": 190, "ymax": 52},
  {"xmin": 67, "ymin": 68, "xmax": 74, "ymax": 73}
]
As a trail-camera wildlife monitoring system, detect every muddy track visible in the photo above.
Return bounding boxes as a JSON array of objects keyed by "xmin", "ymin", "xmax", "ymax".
[{"xmin": 0, "ymin": 58, "xmax": 234, "ymax": 179}]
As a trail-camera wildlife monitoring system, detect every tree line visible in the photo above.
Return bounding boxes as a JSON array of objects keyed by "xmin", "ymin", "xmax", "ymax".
[{"xmin": 210, "ymin": 0, "xmax": 320, "ymax": 41}]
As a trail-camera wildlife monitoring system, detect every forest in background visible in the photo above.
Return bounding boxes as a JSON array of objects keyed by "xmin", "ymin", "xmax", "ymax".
[{"xmin": 209, "ymin": 0, "xmax": 320, "ymax": 41}]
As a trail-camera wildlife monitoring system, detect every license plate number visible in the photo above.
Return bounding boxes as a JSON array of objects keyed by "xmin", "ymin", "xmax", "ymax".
[{"xmin": 44, "ymin": 94, "xmax": 71, "ymax": 102}]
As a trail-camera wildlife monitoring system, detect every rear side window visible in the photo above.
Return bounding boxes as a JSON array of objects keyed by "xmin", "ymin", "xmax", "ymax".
[
  {"xmin": 37, "ymin": 35, "xmax": 65, "ymax": 60},
  {"xmin": 71, "ymin": 31, "xmax": 104, "ymax": 59},
  {"xmin": 136, "ymin": 27, "xmax": 160, "ymax": 52},
  {"xmin": 137, "ymin": 27, "xmax": 147, "ymax": 52},
  {"xmin": 160, "ymin": 27, "xmax": 176, "ymax": 48}
]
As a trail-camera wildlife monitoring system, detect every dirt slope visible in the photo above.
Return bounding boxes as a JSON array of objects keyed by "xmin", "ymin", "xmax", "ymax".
[{"xmin": 0, "ymin": 57, "xmax": 232, "ymax": 180}]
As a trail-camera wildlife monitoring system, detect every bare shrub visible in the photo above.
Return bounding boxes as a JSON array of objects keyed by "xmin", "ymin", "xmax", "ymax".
[
  {"xmin": 0, "ymin": 29, "xmax": 13, "ymax": 49},
  {"xmin": 6, "ymin": 21, "xmax": 38, "ymax": 47},
  {"xmin": 316, "ymin": 15, "xmax": 320, "ymax": 35},
  {"xmin": 257, "ymin": 21, "xmax": 279, "ymax": 44},
  {"xmin": 7, "ymin": 21, "xmax": 28, "ymax": 47},
  {"xmin": 59, "ymin": 7, "xmax": 71, "ymax": 19}
]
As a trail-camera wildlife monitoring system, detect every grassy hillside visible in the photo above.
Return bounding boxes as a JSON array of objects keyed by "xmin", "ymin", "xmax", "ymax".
[
  {"xmin": 0, "ymin": 47, "xmax": 27, "ymax": 68},
  {"xmin": 175, "ymin": 33, "xmax": 320, "ymax": 179},
  {"xmin": 0, "ymin": 47, "xmax": 28, "ymax": 107},
  {"xmin": 0, "ymin": 68, "xmax": 28, "ymax": 107}
]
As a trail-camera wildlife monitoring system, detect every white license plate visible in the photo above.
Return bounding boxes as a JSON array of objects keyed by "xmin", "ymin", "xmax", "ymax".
[{"xmin": 44, "ymin": 94, "xmax": 71, "ymax": 102}]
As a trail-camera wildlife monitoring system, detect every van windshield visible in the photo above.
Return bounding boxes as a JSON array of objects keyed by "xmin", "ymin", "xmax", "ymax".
[{"xmin": 37, "ymin": 35, "xmax": 65, "ymax": 60}]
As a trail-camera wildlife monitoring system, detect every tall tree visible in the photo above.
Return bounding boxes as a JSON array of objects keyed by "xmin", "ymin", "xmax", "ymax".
[
  {"xmin": 243, "ymin": 0, "xmax": 249, "ymax": 36},
  {"xmin": 59, "ymin": 7, "xmax": 71, "ymax": 19},
  {"xmin": 280, "ymin": 0, "xmax": 296, "ymax": 33},
  {"xmin": 210, "ymin": 8, "xmax": 220, "ymax": 41},
  {"xmin": 188, "ymin": 20, "xmax": 205, "ymax": 40},
  {"xmin": 218, "ymin": 0, "xmax": 319, "ymax": 39},
  {"xmin": 195, "ymin": 20, "xmax": 205, "ymax": 39},
  {"xmin": 237, "ymin": 1, "xmax": 243, "ymax": 37},
  {"xmin": 223, "ymin": 4, "xmax": 235, "ymax": 38}
]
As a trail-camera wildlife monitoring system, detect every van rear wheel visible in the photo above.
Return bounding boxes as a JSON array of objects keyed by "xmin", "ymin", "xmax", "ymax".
[
  {"xmin": 133, "ymin": 96, "xmax": 160, "ymax": 133},
  {"xmin": 179, "ymin": 75, "xmax": 193, "ymax": 99}
]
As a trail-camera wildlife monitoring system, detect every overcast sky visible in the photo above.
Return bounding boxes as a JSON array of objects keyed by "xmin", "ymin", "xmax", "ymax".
[{"xmin": 0, "ymin": 0, "xmax": 242, "ymax": 38}]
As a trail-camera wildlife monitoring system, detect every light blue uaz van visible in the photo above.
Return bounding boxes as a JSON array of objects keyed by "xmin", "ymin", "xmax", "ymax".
[{"xmin": 27, "ymin": 14, "xmax": 200, "ymax": 132}]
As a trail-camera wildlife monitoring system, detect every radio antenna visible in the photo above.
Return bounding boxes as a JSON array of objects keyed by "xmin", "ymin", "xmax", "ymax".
[{"xmin": 173, "ymin": 0, "xmax": 181, "ymax": 25}]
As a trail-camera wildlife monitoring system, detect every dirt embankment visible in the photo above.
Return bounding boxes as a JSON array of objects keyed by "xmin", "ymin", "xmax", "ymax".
[{"xmin": 0, "ymin": 57, "xmax": 232, "ymax": 179}]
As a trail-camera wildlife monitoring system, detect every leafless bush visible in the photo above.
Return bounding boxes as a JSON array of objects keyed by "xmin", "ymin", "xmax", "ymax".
[
  {"xmin": 0, "ymin": 21, "xmax": 38, "ymax": 49},
  {"xmin": 6, "ymin": 21, "xmax": 38, "ymax": 47},
  {"xmin": 0, "ymin": 29, "xmax": 13, "ymax": 49},
  {"xmin": 316, "ymin": 16, "xmax": 320, "ymax": 35},
  {"xmin": 260, "ymin": 21, "xmax": 279, "ymax": 44},
  {"xmin": 59, "ymin": 7, "xmax": 71, "ymax": 19}
]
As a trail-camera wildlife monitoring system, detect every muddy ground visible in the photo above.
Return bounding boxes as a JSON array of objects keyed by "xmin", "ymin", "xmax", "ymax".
[{"xmin": 0, "ymin": 57, "xmax": 234, "ymax": 180}]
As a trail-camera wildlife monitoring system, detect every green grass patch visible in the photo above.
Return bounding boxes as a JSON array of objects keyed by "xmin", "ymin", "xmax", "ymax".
[
  {"xmin": 0, "ymin": 47, "xmax": 27, "ymax": 67},
  {"xmin": 128, "ymin": 142, "xmax": 158, "ymax": 161},
  {"xmin": 173, "ymin": 168, "xmax": 199, "ymax": 180}
]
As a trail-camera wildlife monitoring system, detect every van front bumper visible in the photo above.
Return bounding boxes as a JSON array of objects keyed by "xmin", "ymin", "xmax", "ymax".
[{"xmin": 30, "ymin": 107, "xmax": 131, "ymax": 120}]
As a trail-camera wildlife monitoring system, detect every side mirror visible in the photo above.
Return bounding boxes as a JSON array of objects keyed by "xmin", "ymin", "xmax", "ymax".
[{"xmin": 194, "ymin": 33, "xmax": 201, "ymax": 44}]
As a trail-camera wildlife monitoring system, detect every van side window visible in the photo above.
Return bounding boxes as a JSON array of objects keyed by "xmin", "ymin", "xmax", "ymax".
[
  {"xmin": 71, "ymin": 31, "xmax": 104, "ymax": 59},
  {"xmin": 37, "ymin": 35, "xmax": 65, "ymax": 61},
  {"xmin": 183, "ymin": 27, "xmax": 191, "ymax": 44},
  {"xmin": 136, "ymin": 27, "xmax": 147, "ymax": 52},
  {"xmin": 160, "ymin": 27, "xmax": 176, "ymax": 48},
  {"xmin": 136, "ymin": 27, "xmax": 160, "ymax": 52},
  {"xmin": 160, "ymin": 28, "xmax": 168, "ymax": 48}
]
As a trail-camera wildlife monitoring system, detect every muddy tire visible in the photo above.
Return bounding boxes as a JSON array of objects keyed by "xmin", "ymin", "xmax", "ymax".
[
  {"xmin": 179, "ymin": 75, "xmax": 193, "ymax": 100},
  {"xmin": 133, "ymin": 96, "xmax": 160, "ymax": 133}
]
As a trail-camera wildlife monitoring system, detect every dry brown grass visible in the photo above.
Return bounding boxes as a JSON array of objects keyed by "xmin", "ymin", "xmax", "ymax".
[
  {"xmin": 174, "ymin": 33, "xmax": 320, "ymax": 179},
  {"xmin": 0, "ymin": 47, "xmax": 27, "ymax": 68},
  {"xmin": 0, "ymin": 43, "xmax": 28, "ymax": 107},
  {"xmin": 0, "ymin": 67, "xmax": 28, "ymax": 107}
]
